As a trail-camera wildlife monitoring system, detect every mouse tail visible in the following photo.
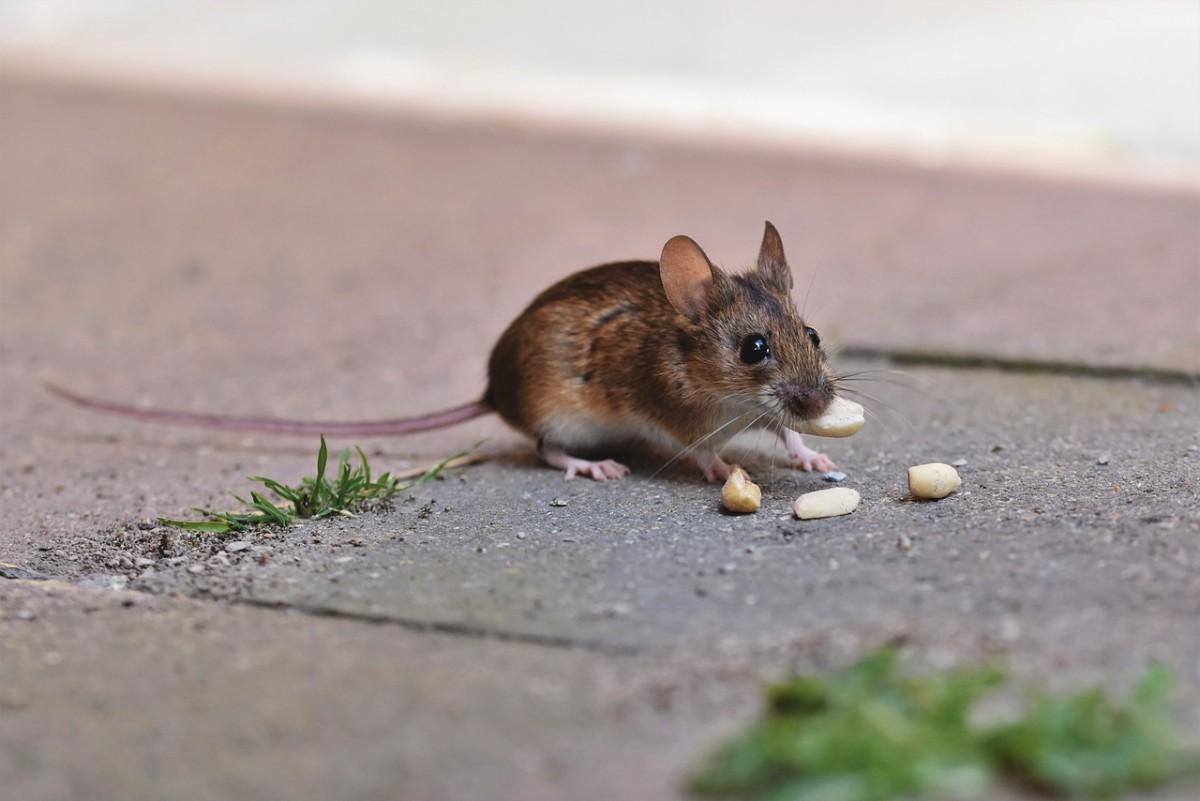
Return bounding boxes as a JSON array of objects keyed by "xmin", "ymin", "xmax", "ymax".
[{"xmin": 44, "ymin": 382, "xmax": 491, "ymax": 436}]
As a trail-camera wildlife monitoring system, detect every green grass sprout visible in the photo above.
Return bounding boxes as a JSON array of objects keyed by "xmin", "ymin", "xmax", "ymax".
[
  {"xmin": 159, "ymin": 436, "xmax": 469, "ymax": 534},
  {"xmin": 687, "ymin": 650, "xmax": 1198, "ymax": 801},
  {"xmin": 987, "ymin": 663, "xmax": 1200, "ymax": 798},
  {"xmin": 687, "ymin": 649, "xmax": 1002, "ymax": 801}
]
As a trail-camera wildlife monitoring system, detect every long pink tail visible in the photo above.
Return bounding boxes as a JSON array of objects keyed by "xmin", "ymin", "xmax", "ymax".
[{"xmin": 45, "ymin": 383, "xmax": 491, "ymax": 436}]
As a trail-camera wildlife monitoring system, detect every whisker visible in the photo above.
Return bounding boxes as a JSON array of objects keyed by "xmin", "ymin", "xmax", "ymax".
[
  {"xmin": 730, "ymin": 407, "xmax": 775, "ymax": 442},
  {"xmin": 834, "ymin": 370, "xmax": 931, "ymax": 398},
  {"xmin": 713, "ymin": 406, "xmax": 778, "ymax": 475},
  {"xmin": 766, "ymin": 408, "xmax": 787, "ymax": 481},
  {"xmin": 652, "ymin": 408, "xmax": 766, "ymax": 478},
  {"xmin": 834, "ymin": 388, "xmax": 895, "ymax": 437},
  {"xmin": 800, "ymin": 264, "xmax": 820, "ymax": 320},
  {"xmin": 835, "ymin": 368, "xmax": 917, "ymax": 381},
  {"xmin": 836, "ymin": 386, "xmax": 913, "ymax": 433},
  {"xmin": 861, "ymin": 404, "xmax": 893, "ymax": 437}
]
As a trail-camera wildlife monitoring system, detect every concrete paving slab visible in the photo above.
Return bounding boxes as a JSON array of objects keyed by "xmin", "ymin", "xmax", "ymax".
[{"xmin": 0, "ymin": 580, "xmax": 735, "ymax": 801}]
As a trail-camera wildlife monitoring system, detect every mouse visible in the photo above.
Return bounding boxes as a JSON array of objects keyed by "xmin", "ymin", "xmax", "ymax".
[{"xmin": 48, "ymin": 221, "xmax": 838, "ymax": 482}]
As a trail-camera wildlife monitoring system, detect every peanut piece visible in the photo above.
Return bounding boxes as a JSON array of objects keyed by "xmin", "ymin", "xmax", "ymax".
[
  {"xmin": 793, "ymin": 487, "xmax": 860, "ymax": 519},
  {"xmin": 721, "ymin": 468, "xmax": 762, "ymax": 514},
  {"xmin": 907, "ymin": 463, "xmax": 961, "ymax": 499},
  {"xmin": 795, "ymin": 396, "xmax": 865, "ymax": 438}
]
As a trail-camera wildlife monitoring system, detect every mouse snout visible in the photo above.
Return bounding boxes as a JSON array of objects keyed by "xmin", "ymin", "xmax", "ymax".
[{"xmin": 777, "ymin": 380, "xmax": 832, "ymax": 420}]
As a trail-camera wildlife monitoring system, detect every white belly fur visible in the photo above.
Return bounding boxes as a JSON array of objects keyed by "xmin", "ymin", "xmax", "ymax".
[{"xmin": 540, "ymin": 414, "xmax": 683, "ymax": 456}]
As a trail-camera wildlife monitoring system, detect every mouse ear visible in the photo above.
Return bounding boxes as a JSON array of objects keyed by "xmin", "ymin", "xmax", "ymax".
[
  {"xmin": 660, "ymin": 235, "xmax": 714, "ymax": 318},
  {"xmin": 757, "ymin": 221, "xmax": 793, "ymax": 292}
]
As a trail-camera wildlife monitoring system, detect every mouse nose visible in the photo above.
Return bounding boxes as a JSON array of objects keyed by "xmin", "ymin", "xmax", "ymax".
[{"xmin": 779, "ymin": 381, "xmax": 830, "ymax": 420}]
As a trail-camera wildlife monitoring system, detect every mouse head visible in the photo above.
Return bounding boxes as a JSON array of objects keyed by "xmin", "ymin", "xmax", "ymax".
[{"xmin": 659, "ymin": 222, "xmax": 834, "ymax": 425}]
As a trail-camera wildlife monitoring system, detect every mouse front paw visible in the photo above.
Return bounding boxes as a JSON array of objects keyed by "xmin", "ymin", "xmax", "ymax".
[
  {"xmin": 693, "ymin": 452, "xmax": 737, "ymax": 483},
  {"xmin": 782, "ymin": 429, "xmax": 836, "ymax": 472},
  {"xmin": 791, "ymin": 450, "xmax": 835, "ymax": 473}
]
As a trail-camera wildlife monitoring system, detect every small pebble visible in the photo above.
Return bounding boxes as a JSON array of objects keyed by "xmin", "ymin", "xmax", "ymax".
[
  {"xmin": 549, "ymin": 498, "xmax": 569, "ymax": 507},
  {"xmin": 822, "ymin": 470, "xmax": 848, "ymax": 483},
  {"xmin": 15, "ymin": 609, "xmax": 37, "ymax": 621},
  {"xmin": 897, "ymin": 533, "xmax": 913, "ymax": 551},
  {"xmin": 1097, "ymin": 454, "xmax": 1111, "ymax": 466},
  {"xmin": 950, "ymin": 458, "xmax": 968, "ymax": 467},
  {"xmin": 187, "ymin": 563, "xmax": 205, "ymax": 574},
  {"xmin": 225, "ymin": 541, "xmax": 252, "ymax": 553},
  {"xmin": 610, "ymin": 602, "xmax": 633, "ymax": 617},
  {"xmin": 134, "ymin": 557, "xmax": 154, "ymax": 568}
]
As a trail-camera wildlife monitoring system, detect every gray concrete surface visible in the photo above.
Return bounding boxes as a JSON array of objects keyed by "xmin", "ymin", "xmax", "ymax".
[
  {"xmin": 0, "ymin": 580, "xmax": 730, "ymax": 801},
  {"xmin": 2, "ymin": 76, "xmax": 1199, "ymax": 800},
  {"xmin": 44, "ymin": 368, "xmax": 1198, "ymax": 660}
]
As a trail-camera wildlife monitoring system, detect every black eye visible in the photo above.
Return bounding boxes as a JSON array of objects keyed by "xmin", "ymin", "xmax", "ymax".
[
  {"xmin": 804, "ymin": 326, "xmax": 821, "ymax": 348},
  {"xmin": 739, "ymin": 334, "xmax": 770, "ymax": 364}
]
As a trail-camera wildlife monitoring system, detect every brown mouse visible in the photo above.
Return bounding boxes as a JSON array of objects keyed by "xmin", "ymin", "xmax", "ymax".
[{"xmin": 48, "ymin": 222, "xmax": 838, "ymax": 481}]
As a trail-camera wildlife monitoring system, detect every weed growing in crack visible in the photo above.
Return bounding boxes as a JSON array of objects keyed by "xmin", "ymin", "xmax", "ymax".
[{"xmin": 160, "ymin": 436, "xmax": 468, "ymax": 534}]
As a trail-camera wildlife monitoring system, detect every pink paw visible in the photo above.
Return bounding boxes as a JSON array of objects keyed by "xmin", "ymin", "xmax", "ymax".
[
  {"xmin": 563, "ymin": 459, "xmax": 630, "ymax": 482},
  {"xmin": 695, "ymin": 453, "xmax": 738, "ymax": 483},
  {"xmin": 539, "ymin": 445, "xmax": 631, "ymax": 482},
  {"xmin": 789, "ymin": 446, "xmax": 836, "ymax": 473}
]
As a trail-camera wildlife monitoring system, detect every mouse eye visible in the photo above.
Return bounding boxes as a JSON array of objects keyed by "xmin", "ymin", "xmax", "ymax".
[
  {"xmin": 739, "ymin": 334, "xmax": 770, "ymax": 364},
  {"xmin": 804, "ymin": 326, "xmax": 821, "ymax": 348}
]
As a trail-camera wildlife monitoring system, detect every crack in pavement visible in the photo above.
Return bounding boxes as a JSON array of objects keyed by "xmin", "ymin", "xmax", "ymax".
[
  {"xmin": 235, "ymin": 596, "xmax": 641, "ymax": 655},
  {"xmin": 9, "ymin": 548, "xmax": 642, "ymax": 654},
  {"xmin": 8, "ymin": 562, "xmax": 641, "ymax": 654},
  {"xmin": 0, "ymin": 564, "xmax": 50, "ymax": 581},
  {"xmin": 840, "ymin": 347, "xmax": 1200, "ymax": 386}
]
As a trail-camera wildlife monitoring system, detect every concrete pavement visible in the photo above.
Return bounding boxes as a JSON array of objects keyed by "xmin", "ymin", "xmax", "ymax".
[{"xmin": 1, "ymin": 76, "xmax": 1198, "ymax": 800}]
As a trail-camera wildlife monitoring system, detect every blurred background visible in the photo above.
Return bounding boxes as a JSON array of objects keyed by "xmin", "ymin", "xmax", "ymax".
[
  {"xmin": 2, "ymin": 0, "xmax": 1197, "ymax": 430},
  {"xmin": 2, "ymin": 0, "xmax": 1198, "ymax": 183}
]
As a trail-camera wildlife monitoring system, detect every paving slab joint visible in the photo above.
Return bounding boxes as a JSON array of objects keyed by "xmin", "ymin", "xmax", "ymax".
[
  {"xmin": 235, "ymin": 597, "xmax": 642, "ymax": 655},
  {"xmin": 842, "ymin": 347, "xmax": 1200, "ymax": 386},
  {"xmin": 0, "ymin": 564, "xmax": 52, "ymax": 581}
]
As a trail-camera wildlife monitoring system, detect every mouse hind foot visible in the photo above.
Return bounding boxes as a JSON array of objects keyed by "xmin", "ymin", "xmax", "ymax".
[{"xmin": 538, "ymin": 443, "xmax": 630, "ymax": 481}]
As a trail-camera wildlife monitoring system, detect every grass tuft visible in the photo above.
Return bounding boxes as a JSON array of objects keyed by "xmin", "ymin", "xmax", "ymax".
[
  {"xmin": 687, "ymin": 649, "xmax": 1198, "ymax": 801},
  {"xmin": 159, "ymin": 436, "xmax": 468, "ymax": 534}
]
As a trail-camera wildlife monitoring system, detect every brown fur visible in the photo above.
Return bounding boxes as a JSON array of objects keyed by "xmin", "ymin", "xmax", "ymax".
[{"xmin": 485, "ymin": 222, "xmax": 833, "ymax": 454}]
